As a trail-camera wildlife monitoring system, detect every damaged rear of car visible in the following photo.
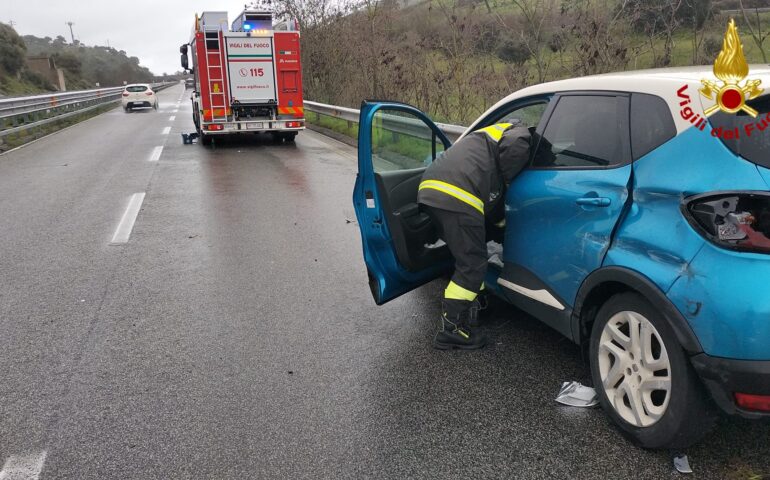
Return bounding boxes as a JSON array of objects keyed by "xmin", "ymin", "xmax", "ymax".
[{"xmin": 585, "ymin": 82, "xmax": 770, "ymax": 447}]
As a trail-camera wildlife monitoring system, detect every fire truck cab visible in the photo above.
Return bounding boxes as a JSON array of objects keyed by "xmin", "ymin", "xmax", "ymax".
[{"xmin": 180, "ymin": 9, "xmax": 305, "ymax": 145}]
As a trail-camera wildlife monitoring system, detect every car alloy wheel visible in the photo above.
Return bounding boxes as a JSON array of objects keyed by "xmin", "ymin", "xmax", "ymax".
[{"xmin": 597, "ymin": 310, "xmax": 671, "ymax": 428}]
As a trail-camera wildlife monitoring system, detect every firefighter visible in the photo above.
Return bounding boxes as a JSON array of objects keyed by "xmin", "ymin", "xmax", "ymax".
[{"xmin": 418, "ymin": 122, "xmax": 531, "ymax": 350}]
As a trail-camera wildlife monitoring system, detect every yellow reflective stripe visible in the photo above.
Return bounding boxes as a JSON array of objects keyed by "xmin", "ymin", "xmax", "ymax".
[
  {"xmin": 419, "ymin": 180, "xmax": 484, "ymax": 214},
  {"xmin": 477, "ymin": 122, "xmax": 513, "ymax": 141},
  {"xmin": 445, "ymin": 281, "xmax": 478, "ymax": 301}
]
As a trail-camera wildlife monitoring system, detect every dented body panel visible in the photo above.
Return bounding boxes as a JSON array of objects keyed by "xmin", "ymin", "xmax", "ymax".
[
  {"xmin": 605, "ymin": 125, "xmax": 770, "ymax": 360},
  {"xmin": 668, "ymin": 243, "xmax": 770, "ymax": 360},
  {"xmin": 505, "ymin": 165, "xmax": 632, "ymax": 304}
]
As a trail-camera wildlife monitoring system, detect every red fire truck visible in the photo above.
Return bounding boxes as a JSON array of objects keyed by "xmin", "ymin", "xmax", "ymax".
[{"xmin": 180, "ymin": 9, "xmax": 304, "ymax": 145}]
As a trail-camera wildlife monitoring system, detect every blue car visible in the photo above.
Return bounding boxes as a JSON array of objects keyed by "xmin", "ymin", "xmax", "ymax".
[{"xmin": 352, "ymin": 67, "xmax": 770, "ymax": 448}]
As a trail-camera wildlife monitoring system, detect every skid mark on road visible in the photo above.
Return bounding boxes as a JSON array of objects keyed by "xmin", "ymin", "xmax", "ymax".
[
  {"xmin": 0, "ymin": 452, "xmax": 47, "ymax": 480},
  {"xmin": 149, "ymin": 146, "xmax": 163, "ymax": 162},
  {"xmin": 110, "ymin": 192, "xmax": 146, "ymax": 244}
]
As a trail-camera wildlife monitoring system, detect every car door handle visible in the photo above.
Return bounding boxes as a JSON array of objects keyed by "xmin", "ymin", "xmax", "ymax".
[{"xmin": 576, "ymin": 197, "xmax": 611, "ymax": 207}]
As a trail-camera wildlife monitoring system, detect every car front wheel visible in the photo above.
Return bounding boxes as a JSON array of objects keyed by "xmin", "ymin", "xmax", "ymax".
[{"xmin": 589, "ymin": 292, "xmax": 717, "ymax": 448}]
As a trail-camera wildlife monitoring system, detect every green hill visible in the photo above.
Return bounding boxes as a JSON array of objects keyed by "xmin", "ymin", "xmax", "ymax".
[{"xmin": 0, "ymin": 22, "xmax": 154, "ymax": 96}]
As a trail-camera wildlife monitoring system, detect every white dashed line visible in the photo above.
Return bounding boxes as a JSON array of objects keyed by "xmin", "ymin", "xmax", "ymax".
[
  {"xmin": 149, "ymin": 146, "xmax": 163, "ymax": 162},
  {"xmin": 172, "ymin": 110, "xmax": 179, "ymax": 113},
  {"xmin": 0, "ymin": 451, "xmax": 47, "ymax": 480},
  {"xmin": 168, "ymin": 115, "xmax": 176, "ymax": 121},
  {"xmin": 111, "ymin": 192, "xmax": 146, "ymax": 245},
  {"xmin": 161, "ymin": 126, "xmax": 171, "ymax": 135}
]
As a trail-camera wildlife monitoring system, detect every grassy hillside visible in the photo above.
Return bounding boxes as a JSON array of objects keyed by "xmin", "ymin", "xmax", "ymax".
[
  {"xmin": 0, "ymin": 23, "xmax": 154, "ymax": 96},
  {"xmin": 283, "ymin": 0, "xmax": 770, "ymax": 124}
]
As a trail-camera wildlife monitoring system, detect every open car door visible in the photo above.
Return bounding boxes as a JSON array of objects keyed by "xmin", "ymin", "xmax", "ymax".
[{"xmin": 353, "ymin": 101, "xmax": 454, "ymax": 305}]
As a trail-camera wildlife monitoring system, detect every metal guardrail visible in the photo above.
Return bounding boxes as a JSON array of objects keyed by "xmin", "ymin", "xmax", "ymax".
[
  {"xmin": 0, "ymin": 82, "xmax": 175, "ymax": 140},
  {"xmin": 304, "ymin": 100, "xmax": 467, "ymax": 142}
]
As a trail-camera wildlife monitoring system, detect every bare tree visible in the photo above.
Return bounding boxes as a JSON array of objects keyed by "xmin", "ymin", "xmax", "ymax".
[
  {"xmin": 503, "ymin": 0, "xmax": 557, "ymax": 83},
  {"xmin": 739, "ymin": 0, "xmax": 770, "ymax": 62}
]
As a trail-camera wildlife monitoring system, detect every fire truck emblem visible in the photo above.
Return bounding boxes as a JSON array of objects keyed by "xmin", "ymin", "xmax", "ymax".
[{"xmin": 700, "ymin": 19, "xmax": 763, "ymax": 117}]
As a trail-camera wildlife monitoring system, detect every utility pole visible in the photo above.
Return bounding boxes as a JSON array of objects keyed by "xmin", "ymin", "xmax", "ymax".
[{"xmin": 65, "ymin": 21, "xmax": 75, "ymax": 43}]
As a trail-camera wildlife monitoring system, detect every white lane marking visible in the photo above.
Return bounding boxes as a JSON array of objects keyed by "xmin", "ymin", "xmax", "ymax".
[
  {"xmin": 111, "ymin": 192, "xmax": 146, "ymax": 245},
  {"xmin": 172, "ymin": 110, "xmax": 179, "ymax": 113},
  {"xmin": 161, "ymin": 126, "xmax": 171, "ymax": 135},
  {"xmin": 149, "ymin": 146, "xmax": 163, "ymax": 162},
  {"xmin": 497, "ymin": 278, "xmax": 565, "ymax": 311},
  {"xmin": 168, "ymin": 115, "xmax": 176, "ymax": 121},
  {"xmin": 0, "ymin": 451, "xmax": 47, "ymax": 480}
]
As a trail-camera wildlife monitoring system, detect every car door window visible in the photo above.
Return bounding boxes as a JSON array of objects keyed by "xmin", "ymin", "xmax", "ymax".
[
  {"xmin": 630, "ymin": 93, "xmax": 676, "ymax": 160},
  {"xmin": 371, "ymin": 109, "xmax": 445, "ymax": 172},
  {"xmin": 493, "ymin": 102, "xmax": 549, "ymax": 130},
  {"xmin": 533, "ymin": 95, "xmax": 630, "ymax": 168}
]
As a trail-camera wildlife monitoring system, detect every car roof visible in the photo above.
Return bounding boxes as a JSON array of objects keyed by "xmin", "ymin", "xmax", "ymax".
[{"xmin": 466, "ymin": 65, "xmax": 770, "ymax": 136}]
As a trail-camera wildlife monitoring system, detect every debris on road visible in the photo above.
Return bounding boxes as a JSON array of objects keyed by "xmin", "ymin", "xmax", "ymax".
[
  {"xmin": 181, "ymin": 132, "xmax": 199, "ymax": 145},
  {"xmin": 555, "ymin": 381, "xmax": 599, "ymax": 408},
  {"xmin": 673, "ymin": 454, "xmax": 693, "ymax": 474}
]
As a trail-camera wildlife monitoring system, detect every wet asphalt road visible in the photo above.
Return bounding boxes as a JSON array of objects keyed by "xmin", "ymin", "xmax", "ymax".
[{"xmin": 0, "ymin": 84, "xmax": 768, "ymax": 479}]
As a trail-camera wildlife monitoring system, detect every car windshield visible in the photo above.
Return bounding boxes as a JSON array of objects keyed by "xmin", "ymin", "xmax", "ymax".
[
  {"xmin": 709, "ymin": 95, "xmax": 770, "ymax": 169},
  {"xmin": 126, "ymin": 85, "xmax": 148, "ymax": 92}
]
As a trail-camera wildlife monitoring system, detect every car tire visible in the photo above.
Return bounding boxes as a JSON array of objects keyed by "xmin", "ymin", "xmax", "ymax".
[
  {"xmin": 589, "ymin": 292, "xmax": 717, "ymax": 449},
  {"xmin": 153, "ymin": 102, "xmax": 158, "ymax": 110}
]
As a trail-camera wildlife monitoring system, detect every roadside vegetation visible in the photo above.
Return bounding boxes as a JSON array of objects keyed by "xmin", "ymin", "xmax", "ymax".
[
  {"xmin": 280, "ymin": 0, "xmax": 770, "ymax": 125},
  {"xmin": 0, "ymin": 22, "xmax": 153, "ymax": 96}
]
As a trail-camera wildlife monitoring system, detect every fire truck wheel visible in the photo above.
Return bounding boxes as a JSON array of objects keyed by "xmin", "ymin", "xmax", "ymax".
[
  {"xmin": 200, "ymin": 133, "xmax": 213, "ymax": 146},
  {"xmin": 284, "ymin": 132, "xmax": 297, "ymax": 142}
]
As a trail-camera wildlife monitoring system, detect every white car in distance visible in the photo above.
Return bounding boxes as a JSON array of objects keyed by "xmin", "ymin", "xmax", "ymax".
[{"xmin": 122, "ymin": 84, "xmax": 158, "ymax": 112}]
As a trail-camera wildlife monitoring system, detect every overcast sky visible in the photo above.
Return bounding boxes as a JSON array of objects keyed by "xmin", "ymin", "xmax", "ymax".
[{"xmin": 5, "ymin": 0, "xmax": 261, "ymax": 75}]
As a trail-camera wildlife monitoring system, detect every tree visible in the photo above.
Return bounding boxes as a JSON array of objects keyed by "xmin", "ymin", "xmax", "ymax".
[
  {"xmin": 627, "ymin": 0, "xmax": 685, "ymax": 66},
  {"xmin": 505, "ymin": 0, "xmax": 559, "ymax": 82},
  {"xmin": 53, "ymin": 51, "xmax": 82, "ymax": 74},
  {"xmin": 739, "ymin": 0, "xmax": 770, "ymax": 62},
  {"xmin": 0, "ymin": 22, "xmax": 27, "ymax": 75}
]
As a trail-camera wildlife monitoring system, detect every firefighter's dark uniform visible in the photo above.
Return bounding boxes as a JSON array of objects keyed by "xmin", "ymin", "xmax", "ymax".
[{"xmin": 417, "ymin": 123, "xmax": 531, "ymax": 350}]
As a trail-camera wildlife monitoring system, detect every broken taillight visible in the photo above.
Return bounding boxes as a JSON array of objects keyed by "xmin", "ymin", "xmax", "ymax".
[{"xmin": 682, "ymin": 191, "xmax": 770, "ymax": 253}]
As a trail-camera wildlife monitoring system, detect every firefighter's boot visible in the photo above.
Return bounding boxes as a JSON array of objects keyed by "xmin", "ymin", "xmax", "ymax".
[
  {"xmin": 433, "ymin": 299, "xmax": 487, "ymax": 350},
  {"xmin": 468, "ymin": 299, "xmax": 483, "ymax": 328}
]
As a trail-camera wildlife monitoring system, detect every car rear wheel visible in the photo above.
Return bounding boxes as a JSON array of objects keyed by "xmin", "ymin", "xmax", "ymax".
[{"xmin": 589, "ymin": 292, "xmax": 717, "ymax": 448}]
